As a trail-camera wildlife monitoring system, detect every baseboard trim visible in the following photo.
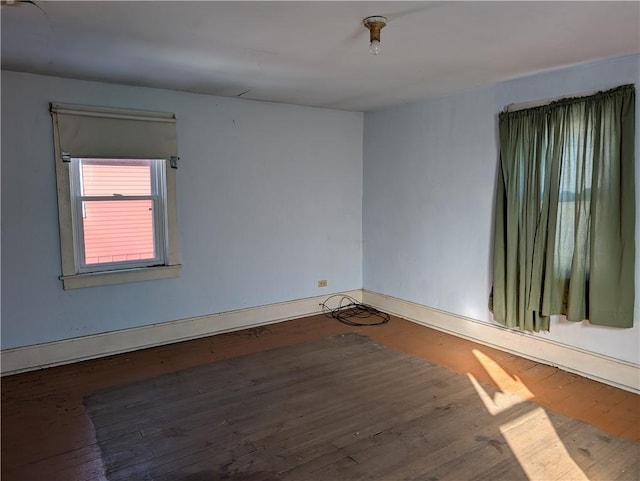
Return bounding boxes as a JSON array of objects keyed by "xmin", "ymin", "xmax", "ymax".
[
  {"xmin": 363, "ymin": 290, "xmax": 640, "ymax": 393},
  {"xmin": 1, "ymin": 290, "xmax": 362, "ymax": 376},
  {"xmin": 5, "ymin": 289, "xmax": 637, "ymax": 393}
]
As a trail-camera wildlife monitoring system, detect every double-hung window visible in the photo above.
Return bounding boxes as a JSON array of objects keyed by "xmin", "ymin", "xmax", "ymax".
[
  {"xmin": 51, "ymin": 103, "xmax": 181, "ymax": 289},
  {"xmin": 71, "ymin": 158, "xmax": 166, "ymax": 272}
]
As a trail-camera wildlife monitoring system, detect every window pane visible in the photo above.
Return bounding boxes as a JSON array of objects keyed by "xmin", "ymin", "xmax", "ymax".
[
  {"xmin": 80, "ymin": 159, "xmax": 151, "ymax": 196},
  {"xmin": 554, "ymin": 109, "xmax": 593, "ymax": 279},
  {"xmin": 83, "ymin": 200, "xmax": 155, "ymax": 265}
]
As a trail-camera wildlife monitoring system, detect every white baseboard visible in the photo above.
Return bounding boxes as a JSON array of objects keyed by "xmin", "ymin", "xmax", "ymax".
[
  {"xmin": 5, "ymin": 289, "xmax": 637, "ymax": 394},
  {"xmin": 363, "ymin": 290, "xmax": 640, "ymax": 394},
  {"xmin": 0, "ymin": 290, "xmax": 362, "ymax": 376}
]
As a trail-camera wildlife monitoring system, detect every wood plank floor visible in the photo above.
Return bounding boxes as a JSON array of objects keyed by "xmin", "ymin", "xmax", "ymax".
[{"xmin": 2, "ymin": 313, "xmax": 639, "ymax": 481}]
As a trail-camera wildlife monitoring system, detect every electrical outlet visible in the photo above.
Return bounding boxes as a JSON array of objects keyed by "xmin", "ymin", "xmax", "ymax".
[{"xmin": 318, "ymin": 279, "xmax": 328, "ymax": 288}]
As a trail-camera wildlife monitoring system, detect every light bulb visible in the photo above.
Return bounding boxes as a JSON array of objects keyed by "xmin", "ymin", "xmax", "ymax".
[{"xmin": 369, "ymin": 39, "xmax": 381, "ymax": 55}]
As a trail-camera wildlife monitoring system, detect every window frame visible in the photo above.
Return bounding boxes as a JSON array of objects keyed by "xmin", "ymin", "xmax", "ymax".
[
  {"xmin": 70, "ymin": 158, "xmax": 167, "ymax": 273},
  {"xmin": 52, "ymin": 103, "xmax": 181, "ymax": 289}
]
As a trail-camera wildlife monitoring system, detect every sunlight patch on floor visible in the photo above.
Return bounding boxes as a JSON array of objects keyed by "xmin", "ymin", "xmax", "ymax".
[
  {"xmin": 467, "ymin": 373, "xmax": 529, "ymax": 416},
  {"xmin": 469, "ymin": 349, "xmax": 589, "ymax": 481},
  {"xmin": 471, "ymin": 349, "xmax": 535, "ymax": 398},
  {"xmin": 499, "ymin": 406, "xmax": 589, "ymax": 480}
]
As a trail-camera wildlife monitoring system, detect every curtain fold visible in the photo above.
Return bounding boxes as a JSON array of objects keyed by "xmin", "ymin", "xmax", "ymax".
[{"xmin": 490, "ymin": 85, "xmax": 635, "ymax": 331}]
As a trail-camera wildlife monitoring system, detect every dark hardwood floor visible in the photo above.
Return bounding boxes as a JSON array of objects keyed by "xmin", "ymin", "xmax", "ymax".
[{"xmin": 2, "ymin": 314, "xmax": 639, "ymax": 480}]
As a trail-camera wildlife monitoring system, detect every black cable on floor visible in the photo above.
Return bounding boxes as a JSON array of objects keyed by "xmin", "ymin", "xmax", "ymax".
[{"xmin": 320, "ymin": 294, "xmax": 390, "ymax": 326}]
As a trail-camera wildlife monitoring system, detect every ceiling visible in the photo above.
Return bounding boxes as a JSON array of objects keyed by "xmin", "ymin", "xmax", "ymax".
[{"xmin": 2, "ymin": 1, "xmax": 639, "ymax": 112}]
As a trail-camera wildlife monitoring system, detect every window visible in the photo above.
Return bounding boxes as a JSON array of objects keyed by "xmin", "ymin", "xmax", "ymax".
[
  {"xmin": 553, "ymin": 119, "xmax": 593, "ymax": 282},
  {"xmin": 71, "ymin": 158, "xmax": 166, "ymax": 272},
  {"xmin": 51, "ymin": 103, "xmax": 181, "ymax": 289}
]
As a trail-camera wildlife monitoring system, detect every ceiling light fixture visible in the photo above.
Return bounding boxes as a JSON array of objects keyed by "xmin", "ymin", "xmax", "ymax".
[{"xmin": 363, "ymin": 16, "xmax": 387, "ymax": 55}]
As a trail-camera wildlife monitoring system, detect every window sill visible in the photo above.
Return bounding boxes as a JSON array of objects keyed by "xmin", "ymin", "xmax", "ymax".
[{"xmin": 60, "ymin": 264, "xmax": 181, "ymax": 290}]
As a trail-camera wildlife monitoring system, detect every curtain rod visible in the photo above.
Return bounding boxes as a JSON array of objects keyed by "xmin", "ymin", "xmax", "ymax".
[{"xmin": 502, "ymin": 88, "xmax": 602, "ymax": 113}]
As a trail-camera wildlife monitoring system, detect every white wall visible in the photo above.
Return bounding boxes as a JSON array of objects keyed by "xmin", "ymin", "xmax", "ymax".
[
  {"xmin": 363, "ymin": 54, "xmax": 640, "ymax": 365},
  {"xmin": 1, "ymin": 71, "xmax": 363, "ymax": 350},
  {"xmin": 3, "ymin": 55, "xmax": 638, "ymax": 372}
]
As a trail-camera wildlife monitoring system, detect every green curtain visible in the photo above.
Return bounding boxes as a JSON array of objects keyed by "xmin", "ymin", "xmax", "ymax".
[{"xmin": 490, "ymin": 84, "xmax": 635, "ymax": 331}]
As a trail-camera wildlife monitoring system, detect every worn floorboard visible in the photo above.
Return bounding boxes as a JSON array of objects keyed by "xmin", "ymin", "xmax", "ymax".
[
  {"xmin": 81, "ymin": 332, "xmax": 638, "ymax": 481},
  {"xmin": 2, "ymin": 314, "xmax": 639, "ymax": 481}
]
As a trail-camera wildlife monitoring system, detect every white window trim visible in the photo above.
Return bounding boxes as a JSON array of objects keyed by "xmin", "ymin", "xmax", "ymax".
[
  {"xmin": 59, "ymin": 265, "xmax": 181, "ymax": 289},
  {"xmin": 70, "ymin": 158, "xmax": 167, "ymax": 273},
  {"xmin": 52, "ymin": 103, "xmax": 181, "ymax": 289}
]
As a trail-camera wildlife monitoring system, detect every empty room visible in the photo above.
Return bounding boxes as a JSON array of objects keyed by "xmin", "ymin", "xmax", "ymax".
[{"xmin": 1, "ymin": 1, "xmax": 639, "ymax": 480}]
